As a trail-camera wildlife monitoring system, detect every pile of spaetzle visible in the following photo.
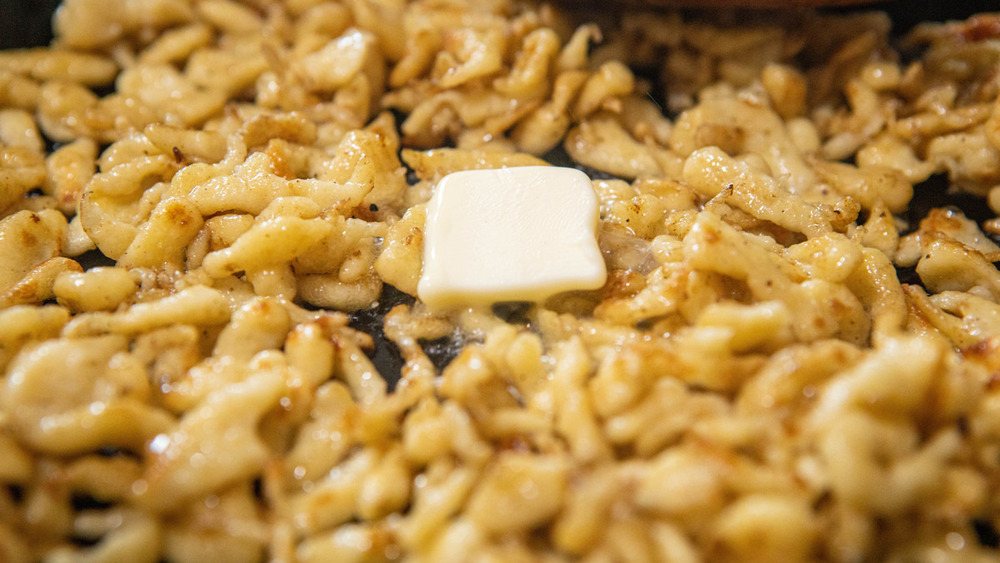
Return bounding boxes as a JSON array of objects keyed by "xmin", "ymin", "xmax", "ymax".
[{"xmin": 2, "ymin": 1, "xmax": 1000, "ymax": 561}]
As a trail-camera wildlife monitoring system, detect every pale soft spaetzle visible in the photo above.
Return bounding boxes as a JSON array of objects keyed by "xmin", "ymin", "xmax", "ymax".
[{"xmin": 1, "ymin": 2, "xmax": 1000, "ymax": 562}]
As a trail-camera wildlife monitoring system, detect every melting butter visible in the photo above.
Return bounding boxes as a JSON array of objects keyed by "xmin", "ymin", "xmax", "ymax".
[{"xmin": 417, "ymin": 166, "xmax": 607, "ymax": 308}]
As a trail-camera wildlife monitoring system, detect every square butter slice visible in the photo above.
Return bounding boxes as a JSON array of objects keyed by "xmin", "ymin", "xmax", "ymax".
[{"xmin": 418, "ymin": 166, "xmax": 607, "ymax": 308}]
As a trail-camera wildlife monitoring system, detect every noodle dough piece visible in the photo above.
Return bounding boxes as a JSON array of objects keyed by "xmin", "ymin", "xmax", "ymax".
[
  {"xmin": 671, "ymin": 93, "xmax": 818, "ymax": 195},
  {"xmin": 0, "ymin": 210, "xmax": 67, "ymax": 297},
  {"xmin": 683, "ymin": 147, "xmax": 855, "ymax": 237},
  {"xmin": 374, "ymin": 204, "xmax": 426, "ymax": 296},
  {"xmin": 135, "ymin": 364, "xmax": 285, "ymax": 513},
  {"xmin": 684, "ymin": 211, "xmax": 869, "ymax": 344},
  {"xmin": 565, "ymin": 117, "xmax": 663, "ymax": 180},
  {"xmin": 0, "ymin": 145, "xmax": 46, "ymax": 212},
  {"xmin": 1, "ymin": 335, "xmax": 173, "ymax": 454},
  {"xmin": 63, "ymin": 285, "xmax": 231, "ymax": 337},
  {"xmin": 401, "ymin": 148, "xmax": 547, "ymax": 182}
]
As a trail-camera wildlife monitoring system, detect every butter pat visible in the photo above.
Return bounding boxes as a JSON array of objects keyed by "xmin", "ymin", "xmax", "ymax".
[{"xmin": 418, "ymin": 166, "xmax": 607, "ymax": 308}]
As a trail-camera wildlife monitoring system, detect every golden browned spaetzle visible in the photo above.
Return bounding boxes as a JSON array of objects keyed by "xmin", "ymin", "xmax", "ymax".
[{"xmin": 2, "ymin": 1, "xmax": 1000, "ymax": 561}]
